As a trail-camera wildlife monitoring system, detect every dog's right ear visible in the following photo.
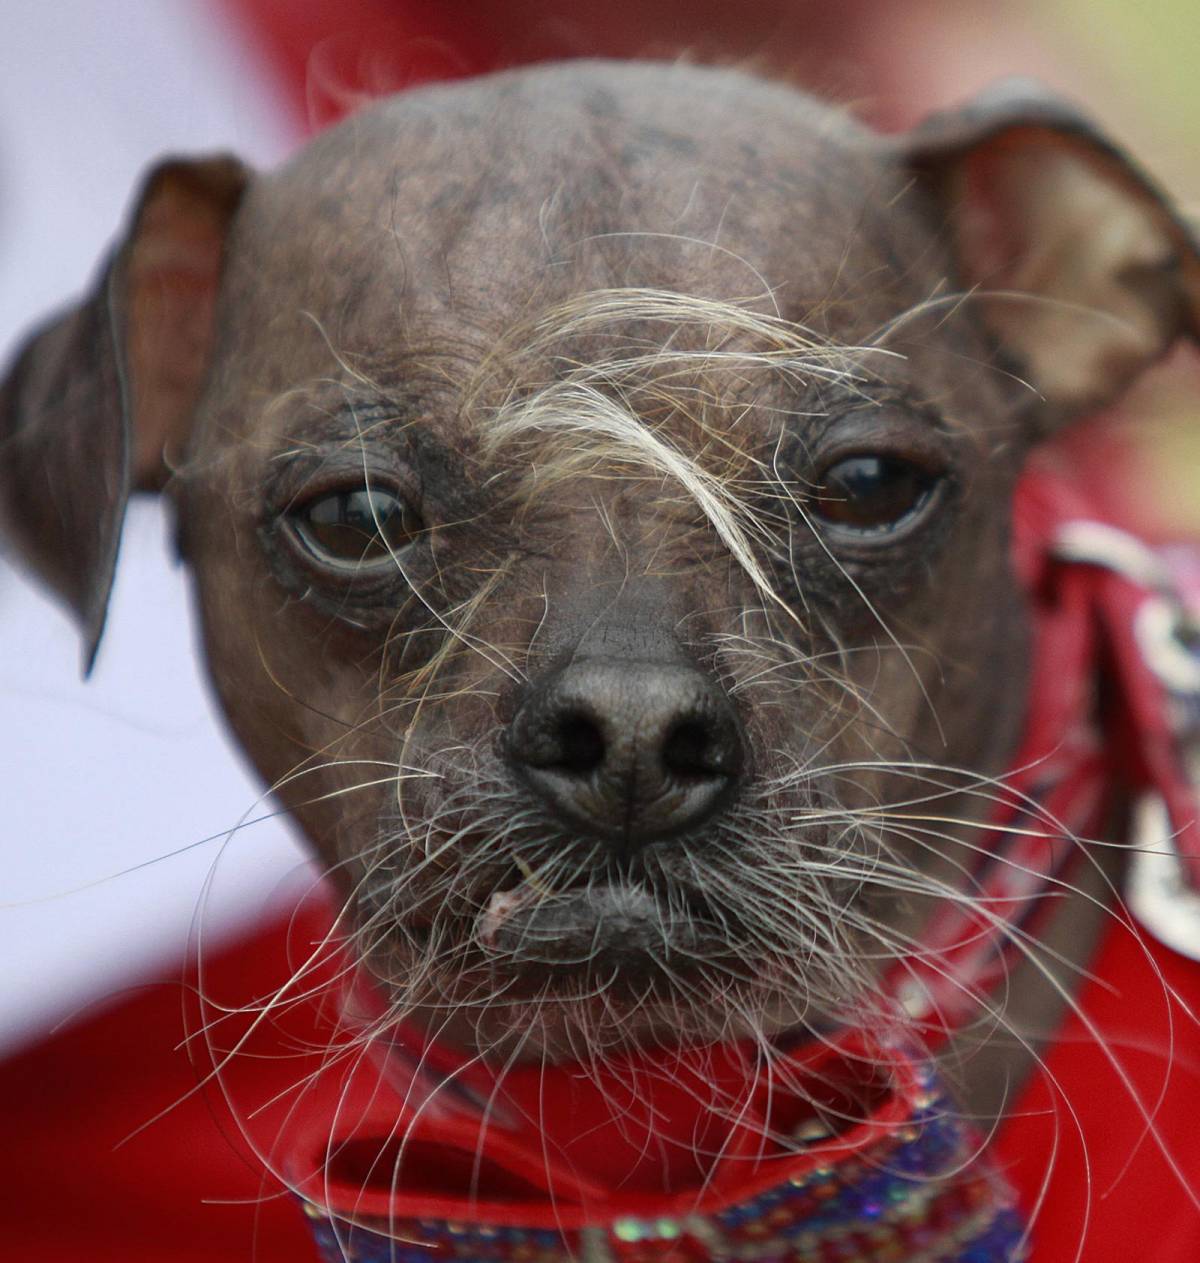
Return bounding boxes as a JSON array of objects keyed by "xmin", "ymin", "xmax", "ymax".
[{"xmin": 0, "ymin": 156, "xmax": 248, "ymax": 673}]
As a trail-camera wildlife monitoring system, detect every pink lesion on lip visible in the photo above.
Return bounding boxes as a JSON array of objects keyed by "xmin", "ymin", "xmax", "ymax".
[{"xmin": 477, "ymin": 884, "xmax": 540, "ymax": 950}]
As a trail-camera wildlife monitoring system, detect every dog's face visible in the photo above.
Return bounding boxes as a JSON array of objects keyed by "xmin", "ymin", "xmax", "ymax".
[{"xmin": 4, "ymin": 62, "xmax": 1198, "ymax": 1062}]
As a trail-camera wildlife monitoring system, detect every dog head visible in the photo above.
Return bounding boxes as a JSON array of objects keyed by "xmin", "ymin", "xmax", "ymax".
[{"xmin": 4, "ymin": 61, "xmax": 1198, "ymax": 1061}]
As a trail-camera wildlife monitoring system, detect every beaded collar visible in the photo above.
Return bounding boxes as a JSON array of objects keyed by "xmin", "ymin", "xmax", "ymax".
[
  {"xmin": 278, "ymin": 463, "xmax": 1200, "ymax": 1263},
  {"xmin": 292, "ymin": 1039, "xmax": 1025, "ymax": 1263}
]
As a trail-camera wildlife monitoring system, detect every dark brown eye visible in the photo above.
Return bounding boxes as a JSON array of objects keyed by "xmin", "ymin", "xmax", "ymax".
[
  {"xmin": 811, "ymin": 455, "xmax": 940, "ymax": 534},
  {"xmin": 290, "ymin": 486, "xmax": 423, "ymax": 567}
]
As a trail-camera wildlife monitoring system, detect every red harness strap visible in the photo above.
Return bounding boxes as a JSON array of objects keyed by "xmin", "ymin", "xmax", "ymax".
[{"xmin": 895, "ymin": 462, "xmax": 1200, "ymax": 1039}]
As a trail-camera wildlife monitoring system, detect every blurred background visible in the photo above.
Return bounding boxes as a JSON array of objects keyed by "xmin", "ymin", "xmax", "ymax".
[{"xmin": 1, "ymin": 0, "xmax": 1198, "ymax": 1057}]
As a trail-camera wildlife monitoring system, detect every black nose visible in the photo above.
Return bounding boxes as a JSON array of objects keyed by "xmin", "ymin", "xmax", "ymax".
[{"xmin": 507, "ymin": 659, "xmax": 744, "ymax": 849}]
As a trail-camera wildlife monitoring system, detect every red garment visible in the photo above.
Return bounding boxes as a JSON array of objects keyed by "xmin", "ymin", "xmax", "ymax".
[
  {"xmin": 0, "ymin": 904, "xmax": 1196, "ymax": 1260},
  {"xmin": 999, "ymin": 918, "xmax": 1200, "ymax": 1260}
]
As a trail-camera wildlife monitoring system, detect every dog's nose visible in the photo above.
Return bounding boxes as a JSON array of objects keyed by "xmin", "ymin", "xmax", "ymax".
[{"xmin": 507, "ymin": 660, "xmax": 744, "ymax": 848}]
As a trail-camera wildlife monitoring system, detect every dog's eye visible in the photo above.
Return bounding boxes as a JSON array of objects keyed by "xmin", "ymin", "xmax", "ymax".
[
  {"xmin": 811, "ymin": 455, "xmax": 940, "ymax": 534},
  {"xmin": 290, "ymin": 486, "xmax": 423, "ymax": 566}
]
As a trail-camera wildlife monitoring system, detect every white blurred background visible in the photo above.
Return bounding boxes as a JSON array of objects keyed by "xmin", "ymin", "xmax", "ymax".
[{"xmin": 0, "ymin": 1, "xmax": 307, "ymax": 1055}]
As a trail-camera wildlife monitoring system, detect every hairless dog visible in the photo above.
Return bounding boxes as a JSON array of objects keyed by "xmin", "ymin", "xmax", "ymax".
[{"xmin": 3, "ymin": 59, "xmax": 1199, "ymax": 1254}]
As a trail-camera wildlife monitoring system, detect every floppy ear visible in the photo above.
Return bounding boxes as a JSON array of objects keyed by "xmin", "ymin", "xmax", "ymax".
[
  {"xmin": 0, "ymin": 156, "xmax": 248, "ymax": 672},
  {"xmin": 900, "ymin": 81, "xmax": 1200, "ymax": 427}
]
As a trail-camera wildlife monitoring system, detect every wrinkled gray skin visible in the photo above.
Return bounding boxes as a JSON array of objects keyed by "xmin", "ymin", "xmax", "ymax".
[{"xmin": 5, "ymin": 61, "xmax": 1198, "ymax": 1121}]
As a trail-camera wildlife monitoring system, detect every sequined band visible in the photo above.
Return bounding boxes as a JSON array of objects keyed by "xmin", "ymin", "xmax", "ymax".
[{"xmin": 298, "ymin": 1078, "xmax": 1027, "ymax": 1263}]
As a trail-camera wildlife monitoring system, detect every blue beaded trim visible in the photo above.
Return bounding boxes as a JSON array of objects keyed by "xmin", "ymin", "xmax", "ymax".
[{"xmin": 298, "ymin": 1079, "xmax": 1028, "ymax": 1263}]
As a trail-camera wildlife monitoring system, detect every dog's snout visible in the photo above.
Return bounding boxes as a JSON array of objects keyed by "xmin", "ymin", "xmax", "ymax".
[{"xmin": 507, "ymin": 660, "xmax": 744, "ymax": 848}]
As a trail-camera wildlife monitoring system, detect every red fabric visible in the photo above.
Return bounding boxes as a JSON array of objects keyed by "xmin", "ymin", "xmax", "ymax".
[
  {"xmin": 999, "ymin": 920, "xmax": 1200, "ymax": 1261},
  {"xmin": 0, "ymin": 912, "xmax": 319, "ymax": 1262},
  {"xmin": 286, "ymin": 1032, "xmax": 919, "ymax": 1229},
  {"xmin": 0, "ymin": 904, "xmax": 1195, "ymax": 1260},
  {"xmin": 217, "ymin": 0, "xmax": 910, "ymax": 135}
]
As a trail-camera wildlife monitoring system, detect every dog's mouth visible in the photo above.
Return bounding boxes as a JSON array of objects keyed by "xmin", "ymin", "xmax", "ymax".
[
  {"xmin": 472, "ymin": 874, "xmax": 737, "ymax": 991},
  {"xmin": 385, "ymin": 827, "xmax": 751, "ymax": 998},
  {"xmin": 370, "ymin": 842, "xmax": 838, "ymax": 1058},
  {"xmin": 364, "ymin": 784, "xmax": 870, "ymax": 1050}
]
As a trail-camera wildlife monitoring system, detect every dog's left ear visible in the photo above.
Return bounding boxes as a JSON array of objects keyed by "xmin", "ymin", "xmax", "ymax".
[
  {"xmin": 0, "ymin": 157, "xmax": 248, "ymax": 672},
  {"xmin": 899, "ymin": 81, "xmax": 1200, "ymax": 427}
]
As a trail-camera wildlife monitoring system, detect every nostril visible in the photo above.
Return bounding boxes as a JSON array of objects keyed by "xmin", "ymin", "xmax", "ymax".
[
  {"xmin": 662, "ymin": 719, "xmax": 721, "ymax": 779},
  {"xmin": 556, "ymin": 712, "xmax": 606, "ymax": 774},
  {"xmin": 508, "ymin": 660, "xmax": 745, "ymax": 846}
]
